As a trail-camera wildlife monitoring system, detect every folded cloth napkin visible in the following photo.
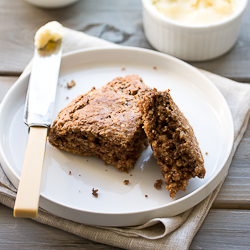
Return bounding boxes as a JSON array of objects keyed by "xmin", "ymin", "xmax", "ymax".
[{"xmin": 1, "ymin": 27, "xmax": 250, "ymax": 250}]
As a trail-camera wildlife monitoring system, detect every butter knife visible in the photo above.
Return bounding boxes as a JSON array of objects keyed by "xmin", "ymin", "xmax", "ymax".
[{"xmin": 13, "ymin": 39, "xmax": 62, "ymax": 218}]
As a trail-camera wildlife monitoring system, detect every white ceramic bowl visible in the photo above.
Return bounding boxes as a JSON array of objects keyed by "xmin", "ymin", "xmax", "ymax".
[
  {"xmin": 142, "ymin": 0, "xmax": 248, "ymax": 61},
  {"xmin": 23, "ymin": 0, "xmax": 79, "ymax": 8}
]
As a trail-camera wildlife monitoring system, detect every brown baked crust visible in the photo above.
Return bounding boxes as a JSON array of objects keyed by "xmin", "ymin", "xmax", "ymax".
[
  {"xmin": 49, "ymin": 75, "xmax": 150, "ymax": 172},
  {"xmin": 140, "ymin": 89, "xmax": 205, "ymax": 198}
]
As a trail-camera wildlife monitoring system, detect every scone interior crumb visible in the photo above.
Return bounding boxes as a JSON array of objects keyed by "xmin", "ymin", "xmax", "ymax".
[{"xmin": 141, "ymin": 90, "xmax": 205, "ymax": 198}]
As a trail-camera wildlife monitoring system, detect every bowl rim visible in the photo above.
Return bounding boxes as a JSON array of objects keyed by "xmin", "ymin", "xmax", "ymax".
[{"xmin": 141, "ymin": 0, "xmax": 248, "ymax": 29}]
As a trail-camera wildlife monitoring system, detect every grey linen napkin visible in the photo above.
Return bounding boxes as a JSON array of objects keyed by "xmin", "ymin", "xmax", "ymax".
[{"xmin": 1, "ymin": 27, "xmax": 250, "ymax": 250}]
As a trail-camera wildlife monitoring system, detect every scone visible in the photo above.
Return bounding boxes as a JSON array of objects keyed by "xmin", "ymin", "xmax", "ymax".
[
  {"xmin": 140, "ymin": 89, "xmax": 205, "ymax": 198},
  {"xmin": 49, "ymin": 75, "xmax": 150, "ymax": 172}
]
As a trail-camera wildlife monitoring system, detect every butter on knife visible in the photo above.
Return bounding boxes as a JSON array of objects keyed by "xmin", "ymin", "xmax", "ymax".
[{"xmin": 34, "ymin": 21, "xmax": 65, "ymax": 49}]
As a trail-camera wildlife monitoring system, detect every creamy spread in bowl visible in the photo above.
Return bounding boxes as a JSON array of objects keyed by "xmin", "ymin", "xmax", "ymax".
[{"xmin": 152, "ymin": 0, "xmax": 236, "ymax": 25}]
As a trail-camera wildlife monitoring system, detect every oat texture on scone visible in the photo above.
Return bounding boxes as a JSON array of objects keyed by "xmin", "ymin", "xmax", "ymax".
[
  {"xmin": 49, "ymin": 75, "xmax": 150, "ymax": 172},
  {"xmin": 140, "ymin": 89, "xmax": 205, "ymax": 198}
]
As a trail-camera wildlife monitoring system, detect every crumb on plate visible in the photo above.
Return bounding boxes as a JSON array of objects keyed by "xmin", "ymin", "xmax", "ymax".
[
  {"xmin": 92, "ymin": 188, "xmax": 98, "ymax": 198},
  {"xmin": 123, "ymin": 180, "xmax": 129, "ymax": 185},
  {"xmin": 67, "ymin": 80, "xmax": 76, "ymax": 89},
  {"xmin": 154, "ymin": 179, "xmax": 162, "ymax": 190}
]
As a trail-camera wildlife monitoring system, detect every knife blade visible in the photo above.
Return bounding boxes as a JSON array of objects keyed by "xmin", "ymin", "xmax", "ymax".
[{"xmin": 13, "ymin": 39, "xmax": 62, "ymax": 218}]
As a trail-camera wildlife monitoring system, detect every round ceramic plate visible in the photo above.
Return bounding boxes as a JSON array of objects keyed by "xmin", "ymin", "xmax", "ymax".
[{"xmin": 0, "ymin": 47, "xmax": 234, "ymax": 227}]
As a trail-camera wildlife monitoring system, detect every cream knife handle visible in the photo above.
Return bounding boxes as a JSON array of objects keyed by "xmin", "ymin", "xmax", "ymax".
[{"xmin": 13, "ymin": 127, "xmax": 47, "ymax": 218}]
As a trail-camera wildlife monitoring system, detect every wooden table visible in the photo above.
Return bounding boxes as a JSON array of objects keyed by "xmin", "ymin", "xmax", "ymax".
[{"xmin": 1, "ymin": 0, "xmax": 250, "ymax": 249}]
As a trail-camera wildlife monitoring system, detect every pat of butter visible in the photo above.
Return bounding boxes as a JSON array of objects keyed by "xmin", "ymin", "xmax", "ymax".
[
  {"xmin": 34, "ymin": 21, "xmax": 65, "ymax": 49},
  {"xmin": 152, "ymin": 0, "xmax": 236, "ymax": 25}
]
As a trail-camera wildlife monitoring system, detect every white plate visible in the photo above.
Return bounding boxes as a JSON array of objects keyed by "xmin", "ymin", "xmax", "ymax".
[{"xmin": 0, "ymin": 47, "xmax": 233, "ymax": 227}]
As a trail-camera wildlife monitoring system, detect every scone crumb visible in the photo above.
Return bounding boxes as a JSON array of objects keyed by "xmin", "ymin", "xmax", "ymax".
[
  {"xmin": 145, "ymin": 195, "xmax": 148, "ymax": 198},
  {"xmin": 92, "ymin": 188, "xmax": 98, "ymax": 197},
  {"xmin": 66, "ymin": 96, "xmax": 69, "ymax": 99},
  {"xmin": 153, "ymin": 66, "xmax": 157, "ymax": 70},
  {"xmin": 123, "ymin": 180, "xmax": 129, "ymax": 185},
  {"xmin": 154, "ymin": 179, "xmax": 162, "ymax": 190},
  {"xmin": 121, "ymin": 67, "xmax": 126, "ymax": 71},
  {"xmin": 69, "ymin": 171, "xmax": 71, "ymax": 175},
  {"xmin": 206, "ymin": 152, "xmax": 208, "ymax": 155},
  {"xmin": 67, "ymin": 80, "xmax": 76, "ymax": 88},
  {"xmin": 79, "ymin": 174, "xmax": 81, "ymax": 177}
]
